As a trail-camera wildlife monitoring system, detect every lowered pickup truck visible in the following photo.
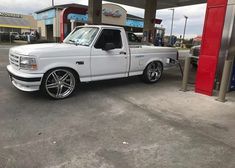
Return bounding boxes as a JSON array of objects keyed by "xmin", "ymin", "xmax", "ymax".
[{"xmin": 7, "ymin": 25, "xmax": 178, "ymax": 99}]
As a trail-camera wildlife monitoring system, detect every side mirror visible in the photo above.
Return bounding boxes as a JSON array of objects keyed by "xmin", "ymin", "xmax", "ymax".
[{"xmin": 102, "ymin": 43, "xmax": 115, "ymax": 51}]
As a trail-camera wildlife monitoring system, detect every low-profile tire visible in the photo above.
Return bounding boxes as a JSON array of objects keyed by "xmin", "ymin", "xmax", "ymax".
[
  {"xmin": 41, "ymin": 68, "xmax": 78, "ymax": 99},
  {"xmin": 142, "ymin": 61, "xmax": 163, "ymax": 83}
]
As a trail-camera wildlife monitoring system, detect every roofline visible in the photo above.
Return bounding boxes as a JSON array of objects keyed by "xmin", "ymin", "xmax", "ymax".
[
  {"xmin": 34, "ymin": 3, "xmax": 161, "ymax": 21},
  {"xmin": 35, "ymin": 7, "xmax": 62, "ymax": 14},
  {"xmin": 35, "ymin": 3, "xmax": 87, "ymax": 13},
  {"xmin": 36, "ymin": 3, "xmax": 128, "ymax": 14},
  {"xmin": 127, "ymin": 14, "xmax": 143, "ymax": 21}
]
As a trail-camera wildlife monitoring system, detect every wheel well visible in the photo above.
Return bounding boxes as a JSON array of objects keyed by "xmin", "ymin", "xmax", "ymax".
[
  {"xmin": 145, "ymin": 61, "xmax": 163, "ymax": 70},
  {"xmin": 43, "ymin": 67, "xmax": 80, "ymax": 82}
]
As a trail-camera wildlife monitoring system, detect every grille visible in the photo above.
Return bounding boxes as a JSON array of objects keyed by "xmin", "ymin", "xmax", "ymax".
[{"xmin": 9, "ymin": 53, "xmax": 20, "ymax": 67}]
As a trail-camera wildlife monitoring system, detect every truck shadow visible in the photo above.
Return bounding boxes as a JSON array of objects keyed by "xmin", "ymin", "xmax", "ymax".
[
  {"xmin": 19, "ymin": 67, "xmax": 190, "ymax": 100},
  {"xmin": 77, "ymin": 70, "xmax": 183, "ymax": 94}
]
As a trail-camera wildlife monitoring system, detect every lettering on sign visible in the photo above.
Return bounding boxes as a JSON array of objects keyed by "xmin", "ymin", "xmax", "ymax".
[
  {"xmin": 102, "ymin": 8, "xmax": 122, "ymax": 17},
  {"xmin": 0, "ymin": 12, "xmax": 22, "ymax": 18}
]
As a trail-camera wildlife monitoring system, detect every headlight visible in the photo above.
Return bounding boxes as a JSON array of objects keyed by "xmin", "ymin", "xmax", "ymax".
[{"xmin": 20, "ymin": 57, "xmax": 37, "ymax": 70}]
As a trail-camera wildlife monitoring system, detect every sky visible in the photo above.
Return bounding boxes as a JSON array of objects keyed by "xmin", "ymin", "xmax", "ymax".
[{"xmin": 0, "ymin": 0, "xmax": 207, "ymax": 38}]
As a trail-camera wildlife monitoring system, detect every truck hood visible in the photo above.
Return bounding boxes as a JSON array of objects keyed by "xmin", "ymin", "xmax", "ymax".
[{"xmin": 10, "ymin": 43, "xmax": 90, "ymax": 57}]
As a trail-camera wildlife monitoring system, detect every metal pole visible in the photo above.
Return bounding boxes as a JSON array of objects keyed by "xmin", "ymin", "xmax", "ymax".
[
  {"xmin": 52, "ymin": 0, "xmax": 54, "ymax": 6},
  {"xmin": 10, "ymin": 33, "xmax": 11, "ymax": 44},
  {"xmin": 182, "ymin": 16, "xmax": 188, "ymax": 47},
  {"xmin": 216, "ymin": 60, "xmax": 233, "ymax": 102},
  {"xmin": 169, "ymin": 9, "xmax": 175, "ymax": 46},
  {"xmin": 181, "ymin": 56, "xmax": 191, "ymax": 92}
]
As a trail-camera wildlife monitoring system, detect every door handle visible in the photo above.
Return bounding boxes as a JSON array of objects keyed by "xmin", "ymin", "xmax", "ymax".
[{"xmin": 119, "ymin": 51, "xmax": 127, "ymax": 55}]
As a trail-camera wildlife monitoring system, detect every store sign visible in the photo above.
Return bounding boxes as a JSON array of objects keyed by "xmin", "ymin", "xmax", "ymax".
[
  {"xmin": 0, "ymin": 12, "xmax": 22, "ymax": 18},
  {"xmin": 102, "ymin": 8, "xmax": 122, "ymax": 17},
  {"xmin": 67, "ymin": 14, "xmax": 88, "ymax": 23},
  {"xmin": 126, "ymin": 19, "xmax": 143, "ymax": 28},
  {"xmin": 102, "ymin": 4, "xmax": 127, "ymax": 26}
]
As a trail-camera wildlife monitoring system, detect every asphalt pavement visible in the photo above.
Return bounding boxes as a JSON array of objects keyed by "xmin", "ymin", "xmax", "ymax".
[
  {"xmin": 0, "ymin": 45, "xmax": 235, "ymax": 168},
  {"xmin": 0, "ymin": 45, "xmax": 10, "ymax": 70}
]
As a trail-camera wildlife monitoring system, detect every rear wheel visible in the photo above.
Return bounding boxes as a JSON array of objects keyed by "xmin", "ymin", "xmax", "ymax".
[
  {"xmin": 41, "ymin": 68, "xmax": 77, "ymax": 99},
  {"xmin": 143, "ymin": 61, "xmax": 163, "ymax": 83}
]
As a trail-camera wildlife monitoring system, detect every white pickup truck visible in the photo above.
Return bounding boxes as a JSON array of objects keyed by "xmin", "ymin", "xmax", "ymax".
[{"xmin": 7, "ymin": 25, "xmax": 178, "ymax": 99}]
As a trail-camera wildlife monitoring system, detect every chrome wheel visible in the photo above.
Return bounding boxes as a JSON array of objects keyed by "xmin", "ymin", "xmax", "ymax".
[
  {"xmin": 45, "ymin": 69, "xmax": 76, "ymax": 99},
  {"xmin": 146, "ymin": 62, "xmax": 162, "ymax": 82}
]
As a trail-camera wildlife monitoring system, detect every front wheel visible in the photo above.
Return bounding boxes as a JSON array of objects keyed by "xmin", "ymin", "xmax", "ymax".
[
  {"xmin": 142, "ymin": 61, "xmax": 163, "ymax": 83},
  {"xmin": 41, "ymin": 68, "xmax": 77, "ymax": 99}
]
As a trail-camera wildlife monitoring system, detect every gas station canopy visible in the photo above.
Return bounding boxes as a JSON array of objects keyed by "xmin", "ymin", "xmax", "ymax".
[{"xmin": 106, "ymin": 0, "xmax": 207, "ymax": 9}]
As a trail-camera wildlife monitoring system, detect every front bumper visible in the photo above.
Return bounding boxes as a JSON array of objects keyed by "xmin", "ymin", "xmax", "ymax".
[{"xmin": 7, "ymin": 65, "xmax": 43, "ymax": 92}]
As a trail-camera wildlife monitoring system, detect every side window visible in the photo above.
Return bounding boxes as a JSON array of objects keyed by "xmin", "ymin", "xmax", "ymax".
[
  {"xmin": 94, "ymin": 29, "xmax": 122, "ymax": 49},
  {"xmin": 128, "ymin": 33, "xmax": 137, "ymax": 42},
  {"xmin": 128, "ymin": 33, "xmax": 141, "ymax": 43}
]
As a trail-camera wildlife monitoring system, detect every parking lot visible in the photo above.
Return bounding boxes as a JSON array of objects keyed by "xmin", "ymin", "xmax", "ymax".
[{"xmin": 1, "ymin": 45, "xmax": 235, "ymax": 168}]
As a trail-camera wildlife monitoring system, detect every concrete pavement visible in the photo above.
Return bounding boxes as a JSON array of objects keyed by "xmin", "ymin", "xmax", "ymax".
[{"xmin": 0, "ymin": 45, "xmax": 235, "ymax": 168}]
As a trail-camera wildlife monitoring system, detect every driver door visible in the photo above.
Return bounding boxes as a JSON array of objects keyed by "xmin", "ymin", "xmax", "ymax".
[{"xmin": 91, "ymin": 29, "xmax": 128, "ymax": 80}]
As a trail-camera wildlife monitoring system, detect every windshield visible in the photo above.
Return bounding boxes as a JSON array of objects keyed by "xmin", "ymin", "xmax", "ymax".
[{"xmin": 64, "ymin": 27, "xmax": 99, "ymax": 46}]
